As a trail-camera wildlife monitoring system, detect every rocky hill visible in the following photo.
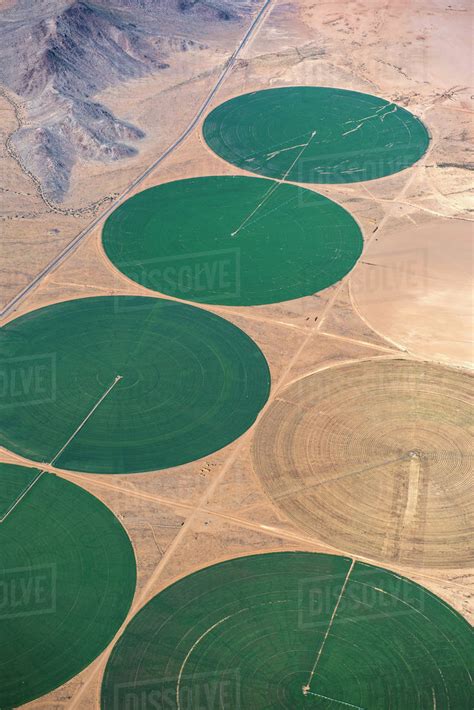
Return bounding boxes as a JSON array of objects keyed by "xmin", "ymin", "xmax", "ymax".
[{"xmin": 0, "ymin": 0, "xmax": 256, "ymax": 201}]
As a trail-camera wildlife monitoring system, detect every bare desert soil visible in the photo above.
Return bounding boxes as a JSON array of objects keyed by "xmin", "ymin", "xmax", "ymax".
[
  {"xmin": 0, "ymin": 0, "xmax": 472, "ymax": 708},
  {"xmin": 351, "ymin": 219, "xmax": 473, "ymax": 367}
]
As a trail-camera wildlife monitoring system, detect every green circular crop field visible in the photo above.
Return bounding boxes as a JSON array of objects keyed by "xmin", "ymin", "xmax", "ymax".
[
  {"xmin": 102, "ymin": 176, "xmax": 363, "ymax": 306},
  {"xmin": 0, "ymin": 296, "xmax": 270, "ymax": 473},
  {"xmin": 203, "ymin": 87, "xmax": 430, "ymax": 183},
  {"xmin": 101, "ymin": 552, "xmax": 473, "ymax": 709},
  {"xmin": 0, "ymin": 463, "xmax": 136, "ymax": 708}
]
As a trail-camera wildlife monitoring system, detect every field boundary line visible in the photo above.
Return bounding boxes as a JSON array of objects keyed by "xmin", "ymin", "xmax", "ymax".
[
  {"xmin": 304, "ymin": 559, "xmax": 355, "ymax": 693},
  {"xmin": 0, "ymin": 375, "xmax": 122, "ymax": 523}
]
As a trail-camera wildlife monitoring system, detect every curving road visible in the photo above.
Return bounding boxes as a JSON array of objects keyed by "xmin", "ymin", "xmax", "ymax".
[{"xmin": 0, "ymin": 0, "xmax": 274, "ymax": 319}]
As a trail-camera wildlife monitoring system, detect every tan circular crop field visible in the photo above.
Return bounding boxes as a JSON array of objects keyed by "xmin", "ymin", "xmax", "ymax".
[{"xmin": 252, "ymin": 359, "xmax": 473, "ymax": 569}]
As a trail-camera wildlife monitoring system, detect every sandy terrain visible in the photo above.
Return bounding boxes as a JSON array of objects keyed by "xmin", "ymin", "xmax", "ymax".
[
  {"xmin": 0, "ymin": 0, "xmax": 472, "ymax": 708},
  {"xmin": 351, "ymin": 219, "xmax": 473, "ymax": 367}
]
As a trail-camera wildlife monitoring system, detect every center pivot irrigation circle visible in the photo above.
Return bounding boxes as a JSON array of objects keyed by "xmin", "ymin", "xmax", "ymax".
[
  {"xmin": 0, "ymin": 463, "xmax": 136, "ymax": 708},
  {"xmin": 100, "ymin": 552, "xmax": 473, "ymax": 710},
  {"xmin": 0, "ymin": 296, "xmax": 270, "ymax": 473},
  {"xmin": 252, "ymin": 359, "xmax": 473, "ymax": 568},
  {"xmin": 102, "ymin": 176, "xmax": 363, "ymax": 306},
  {"xmin": 203, "ymin": 87, "xmax": 430, "ymax": 183}
]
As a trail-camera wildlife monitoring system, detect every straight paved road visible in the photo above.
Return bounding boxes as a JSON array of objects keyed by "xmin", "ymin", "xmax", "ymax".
[{"xmin": 0, "ymin": 0, "xmax": 274, "ymax": 319}]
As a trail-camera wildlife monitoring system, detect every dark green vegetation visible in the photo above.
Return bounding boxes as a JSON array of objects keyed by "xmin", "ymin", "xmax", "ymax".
[
  {"xmin": 101, "ymin": 552, "xmax": 473, "ymax": 709},
  {"xmin": 0, "ymin": 463, "xmax": 136, "ymax": 708},
  {"xmin": 203, "ymin": 87, "xmax": 430, "ymax": 183},
  {"xmin": 102, "ymin": 176, "xmax": 363, "ymax": 306},
  {"xmin": 0, "ymin": 296, "xmax": 270, "ymax": 473}
]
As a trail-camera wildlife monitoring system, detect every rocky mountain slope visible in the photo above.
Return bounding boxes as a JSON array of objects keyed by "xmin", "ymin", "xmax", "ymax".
[{"xmin": 0, "ymin": 0, "xmax": 256, "ymax": 201}]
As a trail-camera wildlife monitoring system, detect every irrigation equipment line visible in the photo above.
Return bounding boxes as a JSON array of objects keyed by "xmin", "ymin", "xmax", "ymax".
[
  {"xmin": 230, "ymin": 130, "xmax": 317, "ymax": 237},
  {"xmin": 304, "ymin": 690, "xmax": 366, "ymax": 709},
  {"xmin": 273, "ymin": 454, "xmax": 410, "ymax": 501},
  {"xmin": 0, "ymin": 375, "xmax": 122, "ymax": 523},
  {"xmin": 303, "ymin": 559, "xmax": 355, "ymax": 693}
]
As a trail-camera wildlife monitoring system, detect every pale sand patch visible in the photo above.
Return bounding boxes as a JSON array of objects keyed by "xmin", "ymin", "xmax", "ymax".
[{"xmin": 351, "ymin": 219, "xmax": 473, "ymax": 368}]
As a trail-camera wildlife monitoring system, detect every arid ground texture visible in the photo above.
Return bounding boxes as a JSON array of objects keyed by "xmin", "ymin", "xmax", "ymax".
[{"xmin": 0, "ymin": 1, "xmax": 472, "ymax": 709}]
